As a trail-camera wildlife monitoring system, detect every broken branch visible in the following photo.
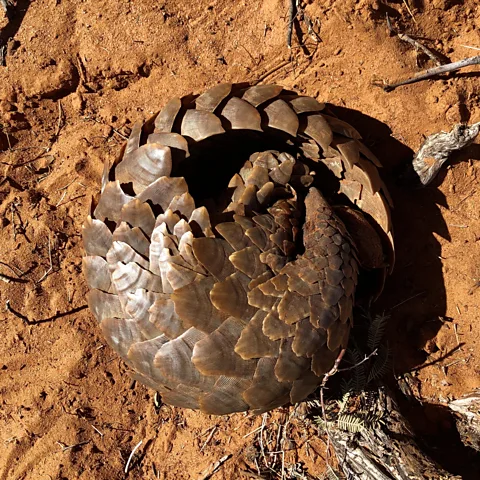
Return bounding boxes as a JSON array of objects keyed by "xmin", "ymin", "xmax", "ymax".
[
  {"xmin": 412, "ymin": 122, "xmax": 480, "ymax": 185},
  {"xmin": 380, "ymin": 55, "xmax": 480, "ymax": 92}
]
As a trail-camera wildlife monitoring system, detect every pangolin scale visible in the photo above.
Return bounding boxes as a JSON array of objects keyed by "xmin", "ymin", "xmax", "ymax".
[{"xmin": 82, "ymin": 83, "xmax": 394, "ymax": 414}]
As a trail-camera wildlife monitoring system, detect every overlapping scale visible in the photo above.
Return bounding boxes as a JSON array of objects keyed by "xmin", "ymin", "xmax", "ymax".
[
  {"xmin": 181, "ymin": 109, "xmax": 225, "ymax": 141},
  {"xmin": 195, "ymin": 83, "xmax": 232, "ymax": 112},
  {"xmin": 221, "ymin": 97, "xmax": 262, "ymax": 131},
  {"xmin": 147, "ymin": 132, "xmax": 190, "ymax": 157},
  {"xmin": 264, "ymin": 99, "xmax": 299, "ymax": 137},
  {"xmin": 192, "ymin": 317, "xmax": 256, "ymax": 377},
  {"xmin": 82, "ymin": 216, "xmax": 113, "ymax": 256},
  {"xmin": 112, "ymin": 222, "xmax": 150, "ymax": 257},
  {"xmin": 83, "ymin": 256, "xmax": 112, "ymax": 292},
  {"xmin": 154, "ymin": 97, "xmax": 181, "ymax": 133},
  {"xmin": 116, "ymin": 143, "xmax": 172, "ymax": 193}
]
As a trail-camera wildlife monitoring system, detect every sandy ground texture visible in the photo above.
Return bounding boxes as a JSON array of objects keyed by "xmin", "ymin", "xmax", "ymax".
[{"xmin": 1, "ymin": 0, "xmax": 480, "ymax": 478}]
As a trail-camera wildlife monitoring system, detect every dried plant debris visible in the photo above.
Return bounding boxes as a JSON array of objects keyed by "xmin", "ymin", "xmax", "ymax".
[
  {"xmin": 412, "ymin": 122, "xmax": 480, "ymax": 186},
  {"xmin": 380, "ymin": 55, "xmax": 480, "ymax": 92},
  {"xmin": 313, "ymin": 388, "xmax": 460, "ymax": 480},
  {"xmin": 306, "ymin": 309, "xmax": 462, "ymax": 480},
  {"xmin": 449, "ymin": 390, "xmax": 480, "ymax": 452}
]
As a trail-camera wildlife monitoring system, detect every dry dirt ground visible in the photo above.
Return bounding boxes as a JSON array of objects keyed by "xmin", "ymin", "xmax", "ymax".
[{"xmin": 0, "ymin": 0, "xmax": 480, "ymax": 479}]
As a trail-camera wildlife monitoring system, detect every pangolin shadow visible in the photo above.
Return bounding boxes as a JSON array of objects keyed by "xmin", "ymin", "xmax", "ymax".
[
  {"xmin": 332, "ymin": 104, "xmax": 450, "ymax": 372},
  {"xmin": 0, "ymin": 0, "xmax": 32, "ymax": 65},
  {"xmin": 332, "ymin": 105, "xmax": 480, "ymax": 476}
]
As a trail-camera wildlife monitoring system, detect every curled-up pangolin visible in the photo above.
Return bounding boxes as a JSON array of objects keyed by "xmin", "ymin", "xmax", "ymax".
[{"xmin": 82, "ymin": 83, "xmax": 394, "ymax": 414}]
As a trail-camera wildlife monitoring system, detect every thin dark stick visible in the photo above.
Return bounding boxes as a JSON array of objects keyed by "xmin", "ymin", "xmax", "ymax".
[
  {"xmin": 386, "ymin": 12, "xmax": 393, "ymax": 33},
  {"xmin": 321, "ymin": 348, "xmax": 347, "ymax": 389},
  {"xmin": 336, "ymin": 349, "xmax": 377, "ymax": 373},
  {"xmin": 409, "ymin": 344, "xmax": 465, "ymax": 372},
  {"xmin": 0, "ymin": 260, "xmax": 25, "ymax": 277},
  {"xmin": 57, "ymin": 440, "xmax": 90, "ymax": 452},
  {"xmin": 55, "ymin": 100, "xmax": 64, "ymax": 138},
  {"xmin": 287, "ymin": 0, "xmax": 296, "ymax": 48},
  {"xmin": 386, "ymin": 14, "xmax": 444, "ymax": 68},
  {"xmin": 397, "ymin": 33, "xmax": 443, "ymax": 66},
  {"xmin": 468, "ymin": 281, "xmax": 480, "ymax": 295},
  {"xmin": 1, "ymin": 149, "xmax": 51, "ymax": 168},
  {"xmin": 6, "ymin": 301, "xmax": 87, "ymax": 325},
  {"xmin": 197, "ymin": 454, "xmax": 232, "ymax": 480},
  {"xmin": 381, "ymin": 55, "xmax": 480, "ymax": 92},
  {"xmin": 319, "ymin": 348, "xmax": 346, "ymax": 466}
]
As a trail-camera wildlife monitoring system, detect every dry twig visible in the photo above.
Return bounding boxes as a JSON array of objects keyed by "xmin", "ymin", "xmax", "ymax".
[
  {"xmin": 0, "ymin": 0, "xmax": 14, "ymax": 66},
  {"xmin": 197, "ymin": 454, "xmax": 232, "ymax": 480},
  {"xmin": 6, "ymin": 301, "xmax": 87, "ymax": 325},
  {"xmin": 55, "ymin": 100, "xmax": 64, "ymax": 138},
  {"xmin": 254, "ymin": 60, "xmax": 290, "ymax": 84},
  {"xmin": 319, "ymin": 348, "xmax": 346, "ymax": 465},
  {"xmin": 402, "ymin": 0, "xmax": 417, "ymax": 23},
  {"xmin": 56, "ymin": 440, "xmax": 90, "ymax": 452},
  {"xmin": 200, "ymin": 425, "xmax": 218, "ymax": 452},
  {"xmin": 125, "ymin": 440, "xmax": 143, "ymax": 474},
  {"xmin": 386, "ymin": 14, "xmax": 441, "ymax": 66},
  {"xmin": 36, "ymin": 235, "xmax": 53, "ymax": 283},
  {"xmin": 91, "ymin": 424, "xmax": 104, "ymax": 437},
  {"xmin": 397, "ymin": 33, "xmax": 443, "ymax": 66},
  {"xmin": 287, "ymin": 0, "xmax": 297, "ymax": 48},
  {"xmin": 410, "ymin": 344, "xmax": 465, "ymax": 372},
  {"xmin": 337, "ymin": 349, "xmax": 378, "ymax": 373},
  {"xmin": 379, "ymin": 55, "xmax": 480, "ymax": 92},
  {"xmin": 0, "ymin": 260, "xmax": 25, "ymax": 277},
  {"xmin": 0, "ymin": 45, "xmax": 6, "ymax": 67},
  {"xmin": 0, "ymin": 272, "xmax": 27, "ymax": 283},
  {"xmin": 390, "ymin": 291, "xmax": 425, "ymax": 310},
  {"xmin": 460, "ymin": 45, "xmax": 480, "ymax": 51},
  {"xmin": 468, "ymin": 281, "xmax": 480, "ymax": 295}
]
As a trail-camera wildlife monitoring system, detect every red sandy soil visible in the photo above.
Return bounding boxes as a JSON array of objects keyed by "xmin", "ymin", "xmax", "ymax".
[{"xmin": 0, "ymin": 0, "xmax": 479, "ymax": 478}]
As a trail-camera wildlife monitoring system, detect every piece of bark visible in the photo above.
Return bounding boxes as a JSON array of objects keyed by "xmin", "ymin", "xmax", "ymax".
[
  {"xmin": 449, "ymin": 390, "xmax": 480, "ymax": 452},
  {"xmin": 328, "ymin": 388, "xmax": 461, "ymax": 479},
  {"xmin": 412, "ymin": 123, "xmax": 480, "ymax": 185}
]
